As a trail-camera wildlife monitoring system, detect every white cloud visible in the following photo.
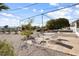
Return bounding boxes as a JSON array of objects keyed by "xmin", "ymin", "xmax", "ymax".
[
  {"xmin": 22, "ymin": 8, "xmax": 28, "ymax": 10},
  {"xmin": 0, "ymin": 13, "xmax": 14, "ymax": 17},
  {"xmin": 40, "ymin": 9, "xmax": 44, "ymax": 13},
  {"xmin": 71, "ymin": 10, "xmax": 79, "ymax": 20},
  {"xmin": 49, "ymin": 3, "xmax": 59, "ymax": 6},
  {"xmin": 46, "ymin": 7, "xmax": 79, "ymax": 23},
  {"xmin": 32, "ymin": 9, "xmax": 37, "ymax": 12},
  {"xmin": 75, "ymin": 5, "xmax": 79, "ymax": 8},
  {"xmin": 20, "ymin": 20, "xmax": 28, "ymax": 25},
  {"xmin": 31, "ymin": 8, "xmax": 74, "ymax": 26},
  {"xmin": 0, "ymin": 13, "xmax": 21, "ymax": 19},
  {"xmin": 0, "ymin": 18, "xmax": 19, "ymax": 27},
  {"xmin": 47, "ymin": 8, "xmax": 74, "ymax": 23},
  {"xmin": 75, "ymin": 10, "xmax": 79, "ymax": 15},
  {"xmin": 63, "ymin": 8, "xmax": 72, "ymax": 12}
]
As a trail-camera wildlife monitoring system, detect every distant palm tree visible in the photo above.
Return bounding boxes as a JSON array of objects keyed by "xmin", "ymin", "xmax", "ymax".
[{"xmin": 0, "ymin": 3, "xmax": 9, "ymax": 11}]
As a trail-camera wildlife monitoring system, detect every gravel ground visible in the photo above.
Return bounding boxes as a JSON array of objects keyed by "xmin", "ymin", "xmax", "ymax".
[
  {"xmin": 25, "ymin": 45, "xmax": 74, "ymax": 56},
  {"xmin": 0, "ymin": 33, "xmax": 75, "ymax": 56},
  {"xmin": 17, "ymin": 43, "xmax": 73, "ymax": 56}
]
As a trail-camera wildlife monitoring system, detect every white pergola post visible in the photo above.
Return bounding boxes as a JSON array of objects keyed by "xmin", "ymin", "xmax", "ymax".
[{"xmin": 74, "ymin": 22, "xmax": 79, "ymax": 37}]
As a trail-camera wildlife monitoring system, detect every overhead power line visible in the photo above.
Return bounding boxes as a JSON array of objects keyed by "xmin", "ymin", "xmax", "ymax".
[
  {"xmin": 43, "ymin": 14, "xmax": 52, "ymax": 19},
  {"xmin": 22, "ymin": 3, "xmax": 79, "ymax": 20},
  {"xmin": 2, "ymin": 3, "xmax": 38, "ymax": 11},
  {"xmin": 0, "ymin": 3, "xmax": 38, "ymax": 19}
]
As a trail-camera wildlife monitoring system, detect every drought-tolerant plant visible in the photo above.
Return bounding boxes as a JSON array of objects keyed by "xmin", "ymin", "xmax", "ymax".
[
  {"xmin": 0, "ymin": 40, "xmax": 15, "ymax": 56},
  {"xmin": 21, "ymin": 30, "xmax": 33, "ymax": 36},
  {"xmin": 21, "ymin": 19, "xmax": 33, "ymax": 37}
]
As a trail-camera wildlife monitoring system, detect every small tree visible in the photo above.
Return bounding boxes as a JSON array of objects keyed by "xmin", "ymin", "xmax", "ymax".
[
  {"xmin": 21, "ymin": 19, "xmax": 33, "ymax": 37},
  {"xmin": 46, "ymin": 19, "xmax": 56, "ymax": 29},
  {"xmin": 46, "ymin": 18, "xmax": 70, "ymax": 30},
  {"xmin": 56, "ymin": 18, "xmax": 70, "ymax": 28}
]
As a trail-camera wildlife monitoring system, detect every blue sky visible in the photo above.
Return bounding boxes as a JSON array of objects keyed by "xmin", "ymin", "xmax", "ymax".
[{"xmin": 0, "ymin": 3, "xmax": 79, "ymax": 27}]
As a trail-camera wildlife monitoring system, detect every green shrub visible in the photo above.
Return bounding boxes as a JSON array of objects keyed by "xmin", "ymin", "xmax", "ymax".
[
  {"xmin": 0, "ymin": 40, "xmax": 14, "ymax": 56},
  {"xmin": 21, "ymin": 30, "xmax": 33, "ymax": 36}
]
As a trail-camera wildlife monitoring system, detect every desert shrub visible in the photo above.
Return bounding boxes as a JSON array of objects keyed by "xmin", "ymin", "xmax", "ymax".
[
  {"xmin": 0, "ymin": 40, "xmax": 14, "ymax": 56},
  {"xmin": 21, "ymin": 30, "xmax": 33, "ymax": 36}
]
